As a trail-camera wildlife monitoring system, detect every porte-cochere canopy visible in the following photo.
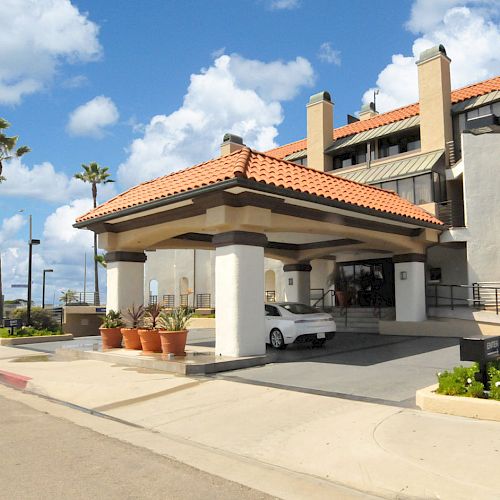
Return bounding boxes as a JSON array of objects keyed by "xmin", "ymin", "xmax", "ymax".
[{"xmin": 75, "ymin": 147, "xmax": 443, "ymax": 357}]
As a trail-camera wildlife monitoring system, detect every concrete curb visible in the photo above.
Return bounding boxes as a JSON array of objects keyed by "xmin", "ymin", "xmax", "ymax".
[
  {"xmin": 0, "ymin": 334, "xmax": 73, "ymax": 346},
  {"xmin": 416, "ymin": 384, "xmax": 500, "ymax": 421},
  {"xmin": 0, "ymin": 369, "xmax": 32, "ymax": 389}
]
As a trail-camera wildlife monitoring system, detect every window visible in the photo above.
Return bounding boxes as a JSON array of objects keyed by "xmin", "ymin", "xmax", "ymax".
[
  {"xmin": 414, "ymin": 174, "xmax": 433, "ymax": 204},
  {"xmin": 381, "ymin": 180, "xmax": 397, "ymax": 192},
  {"xmin": 280, "ymin": 303, "xmax": 318, "ymax": 314},
  {"xmin": 265, "ymin": 305, "xmax": 280, "ymax": 317},
  {"xmin": 293, "ymin": 157, "xmax": 308, "ymax": 166},
  {"xmin": 398, "ymin": 177, "xmax": 414, "ymax": 203},
  {"xmin": 379, "ymin": 130, "xmax": 421, "ymax": 159},
  {"xmin": 466, "ymin": 105, "xmax": 492, "ymax": 120}
]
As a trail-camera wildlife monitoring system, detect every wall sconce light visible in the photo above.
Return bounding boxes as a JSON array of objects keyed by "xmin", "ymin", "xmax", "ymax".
[
  {"xmin": 400, "ymin": 271, "xmax": 408, "ymax": 280},
  {"xmin": 288, "ymin": 278, "xmax": 294, "ymax": 286}
]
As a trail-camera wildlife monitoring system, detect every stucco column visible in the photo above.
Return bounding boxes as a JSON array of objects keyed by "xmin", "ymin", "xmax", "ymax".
[
  {"xmin": 213, "ymin": 231, "xmax": 267, "ymax": 357},
  {"xmin": 105, "ymin": 251, "xmax": 147, "ymax": 314},
  {"xmin": 393, "ymin": 254, "xmax": 426, "ymax": 321},
  {"xmin": 283, "ymin": 262, "xmax": 312, "ymax": 304}
]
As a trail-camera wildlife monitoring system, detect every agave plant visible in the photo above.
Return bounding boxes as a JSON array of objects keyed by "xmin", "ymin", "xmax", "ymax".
[
  {"xmin": 159, "ymin": 306, "xmax": 193, "ymax": 332},
  {"xmin": 123, "ymin": 304, "xmax": 145, "ymax": 328},
  {"xmin": 100, "ymin": 310, "xmax": 124, "ymax": 328},
  {"xmin": 144, "ymin": 303, "xmax": 162, "ymax": 329}
]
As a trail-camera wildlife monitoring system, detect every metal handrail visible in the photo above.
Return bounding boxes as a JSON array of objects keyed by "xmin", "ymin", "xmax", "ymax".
[
  {"xmin": 63, "ymin": 291, "xmax": 100, "ymax": 306},
  {"xmin": 162, "ymin": 295, "xmax": 175, "ymax": 308},
  {"xmin": 427, "ymin": 283, "xmax": 500, "ymax": 315}
]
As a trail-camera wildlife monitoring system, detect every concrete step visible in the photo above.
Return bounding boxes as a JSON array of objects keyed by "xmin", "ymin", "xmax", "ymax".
[{"xmin": 336, "ymin": 326, "xmax": 380, "ymax": 333}]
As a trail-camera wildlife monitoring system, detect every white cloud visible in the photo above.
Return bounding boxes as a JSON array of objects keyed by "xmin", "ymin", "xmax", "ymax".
[
  {"xmin": 0, "ymin": 157, "xmax": 116, "ymax": 203},
  {"xmin": 266, "ymin": 0, "xmax": 300, "ymax": 10},
  {"xmin": 62, "ymin": 75, "xmax": 89, "ymax": 89},
  {"xmin": 318, "ymin": 42, "xmax": 341, "ymax": 65},
  {"xmin": 67, "ymin": 96, "xmax": 119, "ymax": 138},
  {"xmin": 118, "ymin": 53, "xmax": 314, "ymax": 188},
  {"xmin": 1, "ymin": 199, "xmax": 106, "ymax": 303},
  {"xmin": 0, "ymin": 0, "xmax": 101, "ymax": 105},
  {"xmin": 362, "ymin": 1, "xmax": 500, "ymax": 112}
]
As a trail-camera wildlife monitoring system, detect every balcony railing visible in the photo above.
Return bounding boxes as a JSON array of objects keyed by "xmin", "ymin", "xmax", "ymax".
[
  {"xmin": 61, "ymin": 291, "xmax": 100, "ymax": 306},
  {"xmin": 162, "ymin": 294, "xmax": 175, "ymax": 309},
  {"xmin": 437, "ymin": 200, "xmax": 465, "ymax": 227},
  {"xmin": 196, "ymin": 293, "xmax": 212, "ymax": 308},
  {"xmin": 265, "ymin": 290, "xmax": 276, "ymax": 302}
]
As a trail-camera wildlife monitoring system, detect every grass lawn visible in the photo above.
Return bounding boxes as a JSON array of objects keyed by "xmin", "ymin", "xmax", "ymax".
[{"xmin": 0, "ymin": 327, "xmax": 64, "ymax": 338}]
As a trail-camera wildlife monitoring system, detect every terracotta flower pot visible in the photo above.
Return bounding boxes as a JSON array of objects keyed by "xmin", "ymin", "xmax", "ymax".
[
  {"xmin": 336, "ymin": 291, "xmax": 349, "ymax": 308},
  {"xmin": 100, "ymin": 327, "xmax": 122, "ymax": 349},
  {"xmin": 138, "ymin": 329, "xmax": 161, "ymax": 354},
  {"xmin": 159, "ymin": 329, "xmax": 188, "ymax": 356},
  {"xmin": 121, "ymin": 328, "xmax": 142, "ymax": 350}
]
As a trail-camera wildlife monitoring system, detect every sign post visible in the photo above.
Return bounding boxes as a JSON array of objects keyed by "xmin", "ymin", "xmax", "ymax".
[{"xmin": 460, "ymin": 336, "xmax": 500, "ymax": 389}]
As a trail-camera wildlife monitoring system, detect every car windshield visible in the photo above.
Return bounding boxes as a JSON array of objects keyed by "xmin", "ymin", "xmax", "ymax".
[{"xmin": 280, "ymin": 303, "xmax": 319, "ymax": 315}]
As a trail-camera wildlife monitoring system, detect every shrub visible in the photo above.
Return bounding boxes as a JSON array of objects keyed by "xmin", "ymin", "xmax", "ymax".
[
  {"xmin": 13, "ymin": 307, "xmax": 59, "ymax": 331},
  {"xmin": 100, "ymin": 310, "xmax": 124, "ymax": 328},
  {"xmin": 11, "ymin": 327, "xmax": 61, "ymax": 337},
  {"xmin": 436, "ymin": 364, "xmax": 483, "ymax": 397},
  {"xmin": 488, "ymin": 361, "xmax": 500, "ymax": 400}
]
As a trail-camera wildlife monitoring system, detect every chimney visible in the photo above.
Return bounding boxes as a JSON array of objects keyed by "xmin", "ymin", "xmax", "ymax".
[
  {"xmin": 221, "ymin": 133, "xmax": 245, "ymax": 156},
  {"xmin": 416, "ymin": 44, "xmax": 452, "ymax": 162},
  {"xmin": 359, "ymin": 102, "xmax": 378, "ymax": 121},
  {"xmin": 306, "ymin": 91, "xmax": 333, "ymax": 171}
]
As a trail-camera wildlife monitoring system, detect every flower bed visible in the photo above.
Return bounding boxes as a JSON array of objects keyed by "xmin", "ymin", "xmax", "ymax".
[{"xmin": 436, "ymin": 361, "xmax": 500, "ymax": 401}]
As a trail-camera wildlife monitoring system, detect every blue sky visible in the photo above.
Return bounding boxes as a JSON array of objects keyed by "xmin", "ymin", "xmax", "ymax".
[{"xmin": 0, "ymin": 0, "xmax": 499, "ymax": 303}]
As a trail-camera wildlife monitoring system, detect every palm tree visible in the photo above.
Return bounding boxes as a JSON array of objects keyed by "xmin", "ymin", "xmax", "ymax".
[
  {"xmin": 74, "ymin": 163, "xmax": 114, "ymax": 304},
  {"xmin": 59, "ymin": 289, "xmax": 78, "ymax": 305},
  {"xmin": 0, "ymin": 117, "xmax": 31, "ymax": 183}
]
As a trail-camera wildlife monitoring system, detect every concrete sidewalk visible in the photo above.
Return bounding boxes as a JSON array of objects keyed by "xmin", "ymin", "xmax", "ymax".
[{"xmin": 1, "ymin": 345, "xmax": 499, "ymax": 499}]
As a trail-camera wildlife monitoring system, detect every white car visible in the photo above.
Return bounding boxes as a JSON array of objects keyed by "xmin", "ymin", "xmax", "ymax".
[{"xmin": 265, "ymin": 302, "xmax": 336, "ymax": 349}]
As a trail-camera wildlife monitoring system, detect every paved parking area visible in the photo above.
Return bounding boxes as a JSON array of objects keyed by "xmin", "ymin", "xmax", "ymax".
[
  {"xmin": 218, "ymin": 333, "xmax": 466, "ymax": 407},
  {"xmin": 17, "ymin": 329, "xmax": 467, "ymax": 408}
]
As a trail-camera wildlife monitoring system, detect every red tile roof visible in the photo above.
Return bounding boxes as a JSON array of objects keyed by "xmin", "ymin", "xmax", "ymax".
[
  {"xmin": 77, "ymin": 148, "xmax": 442, "ymax": 226},
  {"xmin": 266, "ymin": 75, "xmax": 500, "ymax": 159}
]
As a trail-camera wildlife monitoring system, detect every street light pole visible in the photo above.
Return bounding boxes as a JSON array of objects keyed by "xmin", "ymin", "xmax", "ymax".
[
  {"xmin": 26, "ymin": 215, "xmax": 40, "ymax": 325},
  {"xmin": 42, "ymin": 269, "xmax": 53, "ymax": 308}
]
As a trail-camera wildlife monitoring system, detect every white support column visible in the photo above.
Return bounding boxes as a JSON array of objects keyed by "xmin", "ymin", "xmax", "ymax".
[
  {"xmin": 394, "ymin": 254, "xmax": 427, "ymax": 321},
  {"xmin": 214, "ymin": 231, "xmax": 267, "ymax": 357},
  {"xmin": 105, "ymin": 251, "xmax": 147, "ymax": 314},
  {"xmin": 283, "ymin": 263, "xmax": 312, "ymax": 304}
]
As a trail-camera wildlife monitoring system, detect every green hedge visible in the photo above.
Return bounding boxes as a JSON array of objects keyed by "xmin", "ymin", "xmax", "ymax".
[
  {"xmin": 12, "ymin": 307, "xmax": 59, "ymax": 331},
  {"xmin": 437, "ymin": 361, "xmax": 500, "ymax": 400},
  {"xmin": 0, "ymin": 327, "xmax": 64, "ymax": 338}
]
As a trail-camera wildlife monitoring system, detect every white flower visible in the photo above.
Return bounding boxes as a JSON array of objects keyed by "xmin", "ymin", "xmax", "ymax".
[
  {"xmin": 437, "ymin": 372, "xmax": 442, "ymax": 377},
  {"xmin": 467, "ymin": 378, "xmax": 472, "ymax": 384},
  {"xmin": 495, "ymin": 381, "xmax": 500, "ymax": 388}
]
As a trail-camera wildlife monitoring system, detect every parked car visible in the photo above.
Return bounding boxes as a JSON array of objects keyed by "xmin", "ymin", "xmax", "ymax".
[{"xmin": 265, "ymin": 302, "xmax": 336, "ymax": 349}]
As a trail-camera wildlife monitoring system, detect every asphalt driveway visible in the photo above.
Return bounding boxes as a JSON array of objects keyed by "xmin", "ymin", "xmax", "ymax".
[{"xmin": 213, "ymin": 332, "xmax": 466, "ymax": 408}]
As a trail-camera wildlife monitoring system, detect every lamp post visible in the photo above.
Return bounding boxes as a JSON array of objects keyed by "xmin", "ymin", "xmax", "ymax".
[
  {"xmin": 42, "ymin": 269, "xmax": 53, "ymax": 308},
  {"xmin": 26, "ymin": 214, "xmax": 40, "ymax": 326}
]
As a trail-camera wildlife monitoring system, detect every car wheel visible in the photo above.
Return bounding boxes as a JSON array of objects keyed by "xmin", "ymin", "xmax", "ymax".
[
  {"xmin": 312, "ymin": 339, "xmax": 326, "ymax": 348},
  {"xmin": 270, "ymin": 329, "xmax": 286, "ymax": 350}
]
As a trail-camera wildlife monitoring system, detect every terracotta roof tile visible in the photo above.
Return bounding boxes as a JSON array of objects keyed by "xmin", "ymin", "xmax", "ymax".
[
  {"xmin": 77, "ymin": 148, "xmax": 442, "ymax": 226},
  {"xmin": 266, "ymin": 75, "xmax": 500, "ymax": 159}
]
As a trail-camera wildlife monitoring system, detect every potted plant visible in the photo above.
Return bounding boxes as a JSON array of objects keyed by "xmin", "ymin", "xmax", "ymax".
[
  {"xmin": 99, "ymin": 310, "xmax": 124, "ymax": 349},
  {"xmin": 158, "ymin": 306, "xmax": 193, "ymax": 356},
  {"xmin": 121, "ymin": 304, "xmax": 145, "ymax": 350},
  {"xmin": 138, "ymin": 303, "xmax": 162, "ymax": 353}
]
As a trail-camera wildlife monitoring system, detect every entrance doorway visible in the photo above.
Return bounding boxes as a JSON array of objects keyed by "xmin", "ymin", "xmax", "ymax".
[{"xmin": 336, "ymin": 258, "xmax": 394, "ymax": 307}]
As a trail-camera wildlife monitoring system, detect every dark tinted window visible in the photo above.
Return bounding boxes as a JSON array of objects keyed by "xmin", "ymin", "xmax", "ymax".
[
  {"xmin": 265, "ymin": 305, "xmax": 281, "ymax": 317},
  {"xmin": 280, "ymin": 303, "xmax": 318, "ymax": 315}
]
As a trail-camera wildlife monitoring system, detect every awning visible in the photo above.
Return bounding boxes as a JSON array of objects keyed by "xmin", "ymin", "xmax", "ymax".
[
  {"xmin": 325, "ymin": 115, "xmax": 420, "ymax": 153},
  {"xmin": 334, "ymin": 150, "xmax": 445, "ymax": 185}
]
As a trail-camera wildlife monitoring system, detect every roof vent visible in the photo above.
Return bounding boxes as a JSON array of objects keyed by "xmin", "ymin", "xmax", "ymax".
[
  {"xmin": 308, "ymin": 91, "xmax": 331, "ymax": 105},
  {"xmin": 359, "ymin": 102, "xmax": 378, "ymax": 121},
  {"xmin": 221, "ymin": 133, "xmax": 245, "ymax": 156},
  {"xmin": 417, "ymin": 44, "xmax": 450, "ymax": 64},
  {"xmin": 222, "ymin": 133, "xmax": 243, "ymax": 145}
]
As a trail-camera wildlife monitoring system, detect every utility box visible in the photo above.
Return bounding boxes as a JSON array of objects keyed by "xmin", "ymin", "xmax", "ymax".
[{"xmin": 460, "ymin": 336, "xmax": 500, "ymax": 363}]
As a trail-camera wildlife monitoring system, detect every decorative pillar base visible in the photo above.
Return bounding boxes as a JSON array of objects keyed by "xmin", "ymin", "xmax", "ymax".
[
  {"xmin": 283, "ymin": 263, "xmax": 312, "ymax": 304},
  {"xmin": 105, "ymin": 252, "xmax": 147, "ymax": 313},
  {"xmin": 214, "ymin": 232, "xmax": 267, "ymax": 357},
  {"xmin": 393, "ymin": 254, "xmax": 426, "ymax": 322}
]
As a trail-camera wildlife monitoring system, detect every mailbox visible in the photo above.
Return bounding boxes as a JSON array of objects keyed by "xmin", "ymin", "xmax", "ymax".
[
  {"xmin": 460, "ymin": 336, "xmax": 500, "ymax": 389},
  {"xmin": 460, "ymin": 336, "xmax": 500, "ymax": 363}
]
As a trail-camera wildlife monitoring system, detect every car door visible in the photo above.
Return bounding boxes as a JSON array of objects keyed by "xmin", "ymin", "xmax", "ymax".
[{"xmin": 264, "ymin": 304, "xmax": 281, "ymax": 343}]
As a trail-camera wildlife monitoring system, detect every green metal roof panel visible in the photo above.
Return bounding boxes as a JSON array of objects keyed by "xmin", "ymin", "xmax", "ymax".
[
  {"xmin": 334, "ymin": 150, "xmax": 444, "ymax": 185},
  {"xmin": 325, "ymin": 115, "xmax": 420, "ymax": 153},
  {"xmin": 452, "ymin": 90, "xmax": 500, "ymax": 113}
]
